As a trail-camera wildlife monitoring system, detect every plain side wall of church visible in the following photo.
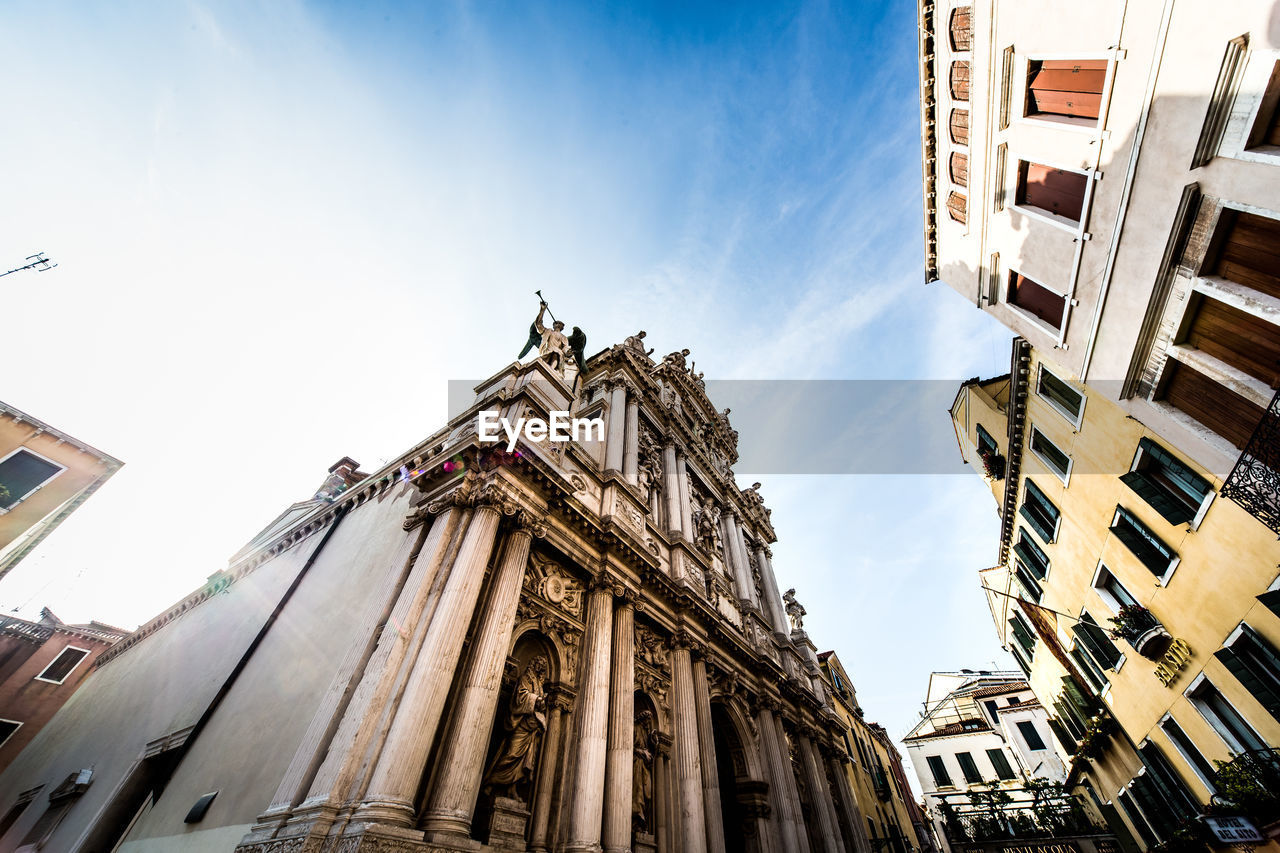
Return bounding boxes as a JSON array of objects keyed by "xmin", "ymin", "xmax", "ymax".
[{"xmin": 118, "ymin": 484, "xmax": 419, "ymax": 850}]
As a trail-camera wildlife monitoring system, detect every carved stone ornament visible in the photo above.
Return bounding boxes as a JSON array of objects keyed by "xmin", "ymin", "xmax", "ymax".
[
  {"xmin": 614, "ymin": 493, "xmax": 645, "ymax": 532},
  {"xmin": 635, "ymin": 625, "xmax": 670, "ymax": 669},
  {"xmin": 522, "ymin": 554, "xmax": 584, "ymax": 618}
]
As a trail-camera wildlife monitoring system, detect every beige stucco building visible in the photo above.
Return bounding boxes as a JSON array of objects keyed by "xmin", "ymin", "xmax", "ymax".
[
  {"xmin": 951, "ymin": 340, "xmax": 1280, "ymax": 851},
  {"xmin": 0, "ymin": 334, "xmax": 876, "ymax": 853},
  {"xmin": 0, "ymin": 401, "xmax": 122, "ymax": 581}
]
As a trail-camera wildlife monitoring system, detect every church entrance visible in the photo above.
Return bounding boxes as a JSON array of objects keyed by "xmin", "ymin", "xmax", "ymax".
[{"xmin": 711, "ymin": 703, "xmax": 750, "ymax": 852}]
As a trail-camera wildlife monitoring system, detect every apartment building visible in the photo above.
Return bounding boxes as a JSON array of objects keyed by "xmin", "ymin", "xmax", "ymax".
[{"xmin": 951, "ymin": 340, "xmax": 1280, "ymax": 851}]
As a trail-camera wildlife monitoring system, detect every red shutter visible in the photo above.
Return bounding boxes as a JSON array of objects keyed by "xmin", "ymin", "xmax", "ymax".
[
  {"xmin": 949, "ymin": 7, "xmax": 972, "ymax": 51},
  {"xmin": 1028, "ymin": 60, "xmax": 1107, "ymax": 120},
  {"xmin": 1185, "ymin": 296, "xmax": 1280, "ymax": 388},
  {"xmin": 1213, "ymin": 210, "xmax": 1280, "ymax": 300},
  {"xmin": 950, "ymin": 152, "xmax": 969, "ymax": 188},
  {"xmin": 1160, "ymin": 360, "xmax": 1265, "ymax": 450},
  {"xmin": 946, "ymin": 192, "xmax": 968, "ymax": 224},
  {"xmin": 951, "ymin": 62, "xmax": 971, "ymax": 101},
  {"xmin": 949, "ymin": 109, "xmax": 970, "ymax": 144},
  {"xmin": 1009, "ymin": 273, "xmax": 1065, "ymax": 329},
  {"xmin": 1019, "ymin": 162, "xmax": 1087, "ymax": 221}
]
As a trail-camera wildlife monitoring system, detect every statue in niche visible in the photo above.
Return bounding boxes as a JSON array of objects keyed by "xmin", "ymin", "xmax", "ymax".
[
  {"xmin": 632, "ymin": 709, "xmax": 656, "ymax": 832},
  {"xmin": 691, "ymin": 496, "xmax": 722, "ymax": 555},
  {"xmin": 482, "ymin": 656, "xmax": 549, "ymax": 799},
  {"xmin": 624, "ymin": 330, "xmax": 654, "ymax": 356},
  {"xmin": 783, "ymin": 588, "xmax": 806, "ymax": 631},
  {"xmin": 638, "ymin": 429, "xmax": 663, "ymax": 505}
]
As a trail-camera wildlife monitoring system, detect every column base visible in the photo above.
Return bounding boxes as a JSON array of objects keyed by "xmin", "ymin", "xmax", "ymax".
[
  {"xmin": 634, "ymin": 832, "xmax": 658, "ymax": 853},
  {"xmin": 488, "ymin": 797, "xmax": 532, "ymax": 852}
]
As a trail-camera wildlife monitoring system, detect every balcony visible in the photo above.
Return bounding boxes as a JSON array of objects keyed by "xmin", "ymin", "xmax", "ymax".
[
  {"xmin": 1209, "ymin": 747, "xmax": 1280, "ymax": 830},
  {"xmin": 979, "ymin": 449, "xmax": 1006, "ymax": 480},
  {"xmin": 936, "ymin": 784, "xmax": 1106, "ymax": 845},
  {"xmin": 1106, "ymin": 604, "xmax": 1172, "ymax": 660}
]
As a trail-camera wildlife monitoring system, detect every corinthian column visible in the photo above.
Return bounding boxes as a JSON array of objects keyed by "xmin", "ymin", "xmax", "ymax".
[
  {"xmin": 420, "ymin": 522, "xmax": 537, "ymax": 840},
  {"xmin": 671, "ymin": 636, "xmax": 707, "ymax": 852},
  {"xmin": 756, "ymin": 702, "xmax": 801, "ymax": 853},
  {"xmin": 565, "ymin": 578, "xmax": 617, "ymax": 852},
  {"xmin": 358, "ymin": 500, "xmax": 504, "ymax": 827},
  {"xmin": 692, "ymin": 658, "xmax": 727, "ymax": 853},
  {"xmin": 663, "ymin": 444, "xmax": 681, "ymax": 538},
  {"xmin": 606, "ymin": 382, "xmax": 627, "ymax": 474},
  {"xmin": 723, "ymin": 512, "xmax": 756, "ymax": 610},
  {"xmin": 623, "ymin": 395, "xmax": 640, "ymax": 485},
  {"xmin": 602, "ymin": 598, "xmax": 636, "ymax": 853},
  {"xmin": 772, "ymin": 715, "xmax": 812, "ymax": 853},
  {"xmin": 827, "ymin": 751, "xmax": 873, "ymax": 853},
  {"xmin": 797, "ymin": 730, "xmax": 844, "ymax": 853},
  {"xmin": 755, "ymin": 545, "xmax": 787, "ymax": 637}
]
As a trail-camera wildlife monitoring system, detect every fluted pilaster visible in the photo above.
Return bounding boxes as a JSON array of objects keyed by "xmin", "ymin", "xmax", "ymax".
[
  {"xmin": 772, "ymin": 714, "xmax": 812, "ymax": 853},
  {"xmin": 663, "ymin": 444, "xmax": 681, "ymax": 538},
  {"xmin": 565, "ymin": 579, "xmax": 617, "ymax": 852},
  {"xmin": 676, "ymin": 453, "xmax": 693, "ymax": 538},
  {"xmin": 530, "ymin": 692, "xmax": 570, "ymax": 853},
  {"xmin": 606, "ymin": 383, "xmax": 627, "ymax": 473},
  {"xmin": 692, "ymin": 658, "xmax": 726, "ymax": 853},
  {"xmin": 755, "ymin": 545, "xmax": 787, "ymax": 637},
  {"xmin": 623, "ymin": 396, "xmax": 640, "ymax": 484},
  {"xmin": 603, "ymin": 599, "xmax": 636, "ymax": 853},
  {"xmin": 756, "ymin": 704, "xmax": 801, "ymax": 853},
  {"xmin": 671, "ymin": 639, "xmax": 706, "ymax": 852},
  {"xmin": 797, "ymin": 732, "xmax": 844, "ymax": 853},
  {"xmin": 421, "ymin": 524, "xmax": 536, "ymax": 839},
  {"xmin": 358, "ymin": 502, "xmax": 503, "ymax": 826},
  {"xmin": 827, "ymin": 752, "xmax": 873, "ymax": 853}
]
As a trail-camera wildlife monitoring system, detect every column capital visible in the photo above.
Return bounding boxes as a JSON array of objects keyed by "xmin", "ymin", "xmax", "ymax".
[
  {"xmin": 752, "ymin": 695, "xmax": 781, "ymax": 715},
  {"xmin": 757, "ymin": 544, "xmax": 772, "ymax": 559},
  {"xmin": 669, "ymin": 628, "xmax": 705, "ymax": 656},
  {"xmin": 512, "ymin": 509, "xmax": 548, "ymax": 537}
]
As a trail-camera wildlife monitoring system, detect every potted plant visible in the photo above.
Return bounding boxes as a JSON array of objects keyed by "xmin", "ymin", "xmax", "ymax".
[{"xmin": 1108, "ymin": 604, "xmax": 1172, "ymax": 659}]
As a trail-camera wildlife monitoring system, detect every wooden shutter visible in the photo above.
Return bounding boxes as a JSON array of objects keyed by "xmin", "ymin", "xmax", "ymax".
[
  {"xmin": 1267, "ymin": 101, "xmax": 1280, "ymax": 147},
  {"xmin": 1216, "ymin": 643, "xmax": 1280, "ymax": 720},
  {"xmin": 949, "ymin": 151, "xmax": 969, "ymax": 187},
  {"xmin": 1009, "ymin": 272, "xmax": 1065, "ymax": 328},
  {"xmin": 1110, "ymin": 508, "xmax": 1172, "ymax": 576},
  {"xmin": 1159, "ymin": 360, "xmax": 1266, "ymax": 449},
  {"xmin": 1211, "ymin": 209, "xmax": 1280, "ymax": 300},
  {"xmin": 949, "ymin": 7, "xmax": 972, "ymax": 51},
  {"xmin": 950, "ymin": 61, "xmax": 971, "ymax": 101},
  {"xmin": 1120, "ymin": 470, "xmax": 1194, "ymax": 525},
  {"xmin": 1018, "ymin": 162, "xmax": 1088, "ymax": 221},
  {"xmin": 1027, "ymin": 60, "xmax": 1107, "ymax": 119},
  {"xmin": 956, "ymin": 751, "xmax": 982, "ymax": 784},
  {"xmin": 1072, "ymin": 618, "xmax": 1122, "ymax": 669},
  {"xmin": 946, "ymin": 191, "xmax": 967, "ymax": 224},
  {"xmin": 949, "ymin": 108, "xmax": 970, "ymax": 144}
]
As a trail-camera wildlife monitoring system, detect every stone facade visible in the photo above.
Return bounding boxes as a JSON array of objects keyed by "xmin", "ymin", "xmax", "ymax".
[{"xmin": 0, "ymin": 337, "xmax": 872, "ymax": 853}]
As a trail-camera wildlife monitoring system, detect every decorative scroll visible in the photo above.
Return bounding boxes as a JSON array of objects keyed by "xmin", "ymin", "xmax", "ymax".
[
  {"xmin": 522, "ymin": 555, "xmax": 584, "ymax": 618},
  {"xmin": 1221, "ymin": 387, "xmax": 1280, "ymax": 535}
]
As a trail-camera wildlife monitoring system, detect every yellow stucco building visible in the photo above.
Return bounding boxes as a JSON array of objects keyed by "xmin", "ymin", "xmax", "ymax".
[{"xmin": 951, "ymin": 338, "xmax": 1280, "ymax": 852}]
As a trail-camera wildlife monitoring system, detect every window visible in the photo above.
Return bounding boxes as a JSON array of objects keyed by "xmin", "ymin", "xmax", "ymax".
[
  {"xmin": 35, "ymin": 646, "xmax": 90, "ymax": 684},
  {"xmin": 984, "ymin": 699, "xmax": 1002, "ymax": 722},
  {"xmin": 1187, "ymin": 677, "xmax": 1268, "ymax": 754},
  {"xmin": 1091, "ymin": 565, "xmax": 1140, "ymax": 614},
  {"xmin": 975, "ymin": 424, "xmax": 999, "ymax": 456},
  {"xmin": 0, "ymin": 787, "xmax": 42, "ymax": 844},
  {"xmin": 947, "ymin": 191, "xmax": 968, "ymax": 225},
  {"xmin": 926, "ymin": 755, "xmax": 952, "ymax": 787},
  {"xmin": 1014, "ymin": 561, "xmax": 1044, "ymax": 603},
  {"xmin": 843, "ymin": 732, "xmax": 856, "ymax": 761},
  {"xmin": 950, "ymin": 109, "xmax": 970, "ymax": 144},
  {"xmin": 0, "ymin": 720, "xmax": 20, "ymax": 749},
  {"xmin": 1209, "ymin": 209, "xmax": 1280, "ymax": 299},
  {"xmin": 956, "ymin": 751, "xmax": 983, "ymax": 784},
  {"xmin": 1019, "ymin": 479, "xmax": 1060, "ymax": 543},
  {"xmin": 987, "ymin": 748, "xmax": 1017, "ymax": 780},
  {"xmin": 1013, "ymin": 529, "xmax": 1050, "ymax": 580},
  {"xmin": 951, "ymin": 61, "xmax": 971, "ymax": 101},
  {"xmin": 1073, "ymin": 611, "xmax": 1123, "ymax": 672},
  {"xmin": 1158, "ymin": 359, "xmax": 1266, "ymax": 450},
  {"xmin": 1159, "ymin": 716, "xmax": 1218, "ymax": 793},
  {"xmin": 1071, "ymin": 646, "xmax": 1107, "ymax": 693},
  {"xmin": 1036, "ymin": 365, "xmax": 1085, "ymax": 426},
  {"xmin": 1132, "ymin": 743, "xmax": 1201, "ymax": 837},
  {"xmin": 1007, "ymin": 696, "xmax": 1021, "ymax": 706},
  {"xmin": 1010, "ymin": 609, "xmax": 1037, "ymax": 660},
  {"xmin": 949, "ymin": 7, "xmax": 972, "ymax": 51},
  {"xmin": 993, "ymin": 145, "xmax": 1008, "ymax": 211},
  {"xmin": 1008, "ymin": 271, "xmax": 1066, "ymax": 330},
  {"xmin": 1029, "ymin": 425, "xmax": 1071, "ymax": 483},
  {"xmin": 1016, "ymin": 160, "xmax": 1088, "ymax": 223},
  {"xmin": 1216, "ymin": 624, "xmax": 1280, "ymax": 721},
  {"xmin": 1245, "ymin": 60, "xmax": 1280, "ymax": 153},
  {"xmin": 1182, "ymin": 295, "xmax": 1280, "ymax": 388},
  {"xmin": 0, "ymin": 449, "xmax": 65, "ymax": 511},
  {"xmin": 1121, "ymin": 438, "xmax": 1213, "ymax": 527},
  {"xmin": 1025, "ymin": 60, "xmax": 1107, "ymax": 122},
  {"xmin": 1116, "ymin": 788, "xmax": 1159, "ymax": 848},
  {"xmin": 1110, "ymin": 507, "xmax": 1178, "ymax": 580},
  {"xmin": 950, "ymin": 152, "xmax": 969, "ymax": 188},
  {"xmin": 1016, "ymin": 721, "xmax": 1047, "ymax": 751},
  {"xmin": 18, "ymin": 770, "xmax": 91, "ymax": 849}
]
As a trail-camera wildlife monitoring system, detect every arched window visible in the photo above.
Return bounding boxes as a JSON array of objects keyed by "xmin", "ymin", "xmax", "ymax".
[
  {"xmin": 950, "ymin": 152, "xmax": 969, "ymax": 188},
  {"xmin": 951, "ymin": 61, "xmax": 971, "ymax": 101},
  {"xmin": 949, "ymin": 109, "xmax": 970, "ymax": 145},
  {"xmin": 946, "ymin": 192, "xmax": 968, "ymax": 224},
  {"xmin": 949, "ymin": 7, "xmax": 972, "ymax": 51}
]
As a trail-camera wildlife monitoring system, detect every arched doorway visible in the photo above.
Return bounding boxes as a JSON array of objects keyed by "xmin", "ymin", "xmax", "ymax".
[{"xmin": 711, "ymin": 701, "xmax": 772, "ymax": 852}]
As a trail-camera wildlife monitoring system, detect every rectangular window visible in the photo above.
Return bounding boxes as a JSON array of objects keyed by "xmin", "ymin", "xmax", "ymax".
[
  {"xmin": 1016, "ymin": 721, "xmax": 1047, "ymax": 751},
  {"xmin": 975, "ymin": 424, "xmax": 999, "ymax": 455},
  {"xmin": 0, "ymin": 449, "xmax": 65, "ymax": 511},
  {"xmin": 956, "ymin": 751, "xmax": 983, "ymax": 784},
  {"xmin": 1014, "ymin": 562, "xmax": 1044, "ymax": 603},
  {"xmin": 1071, "ymin": 646, "xmax": 1107, "ymax": 693},
  {"xmin": 1073, "ymin": 611, "xmax": 1123, "ymax": 672},
  {"xmin": 926, "ymin": 755, "xmax": 953, "ymax": 788},
  {"xmin": 1029, "ymin": 425, "xmax": 1072, "ymax": 483},
  {"xmin": 1014, "ymin": 529, "xmax": 1050, "ymax": 579},
  {"xmin": 1136, "ymin": 742, "xmax": 1201, "ymax": 832},
  {"xmin": 1110, "ymin": 507, "xmax": 1178, "ymax": 579},
  {"xmin": 1187, "ymin": 677, "xmax": 1267, "ymax": 754},
  {"xmin": 35, "ymin": 646, "xmax": 90, "ymax": 685},
  {"xmin": 0, "ymin": 786, "xmax": 42, "ymax": 844},
  {"xmin": 1017, "ymin": 161, "xmax": 1088, "ymax": 222},
  {"xmin": 1183, "ymin": 294, "xmax": 1280, "ymax": 388},
  {"xmin": 1159, "ymin": 716, "xmax": 1218, "ymax": 793},
  {"xmin": 1117, "ymin": 788, "xmax": 1159, "ymax": 848},
  {"xmin": 1026, "ymin": 59, "xmax": 1107, "ymax": 121},
  {"xmin": 1010, "ymin": 610, "xmax": 1037, "ymax": 660},
  {"xmin": 1121, "ymin": 438, "xmax": 1213, "ymax": 527},
  {"xmin": 1036, "ymin": 364, "xmax": 1085, "ymax": 426},
  {"xmin": 1019, "ymin": 479, "xmax": 1060, "ymax": 543},
  {"xmin": 1246, "ymin": 60, "xmax": 1280, "ymax": 152},
  {"xmin": 1215, "ymin": 624, "xmax": 1280, "ymax": 721},
  {"xmin": 951, "ymin": 152, "xmax": 969, "ymax": 188},
  {"xmin": 1009, "ymin": 271, "xmax": 1066, "ymax": 330},
  {"xmin": 994, "ymin": 144, "xmax": 1008, "ymax": 211},
  {"xmin": 999, "ymin": 47, "xmax": 1015, "ymax": 130},
  {"xmin": 985, "ymin": 699, "xmax": 1002, "ymax": 722},
  {"xmin": 1092, "ymin": 565, "xmax": 1140, "ymax": 614},
  {"xmin": 987, "ymin": 748, "xmax": 1017, "ymax": 780},
  {"xmin": 0, "ymin": 719, "xmax": 20, "ymax": 748},
  {"xmin": 1158, "ymin": 359, "xmax": 1266, "ymax": 451}
]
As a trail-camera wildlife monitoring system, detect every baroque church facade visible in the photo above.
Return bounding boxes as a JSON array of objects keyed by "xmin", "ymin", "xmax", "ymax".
[{"xmin": 0, "ymin": 333, "xmax": 874, "ymax": 853}]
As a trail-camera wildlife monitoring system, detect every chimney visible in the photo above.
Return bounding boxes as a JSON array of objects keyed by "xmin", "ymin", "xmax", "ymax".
[{"xmin": 313, "ymin": 457, "xmax": 366, "ymax": 502}]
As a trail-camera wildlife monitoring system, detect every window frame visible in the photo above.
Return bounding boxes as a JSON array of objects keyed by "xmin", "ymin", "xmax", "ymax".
[
  {"xmin": 1010, "ymin": 156, "xmax": 1096, "ymax": 235},
  {"xmin": 1072, "ymin": 609, "xmax": 1126, "ymax": 675},
  {"xmin": 986, "ymin": 747, "xmax": 1017, "ymax": 781},
  {"xmin": 1185, "ymin": 673, "xmax": 1268, "ymax": 754},
  {"xmin": 1158, "ymin": 714, "xmax": 1219, "ymax": 795},
  {"xmin": 926, "ymin": 754, "xmax": 954, "ymax": 789},
  {"xmin": 1238, "ymin": 52, "xmax": 1280, "ymax": 164},
  {"xmin": 1089, "ymin": 563, "xmax": 1140, "ymax": 615},
  {"xmin": 0, "ymin": 719, "xmax": 21, "ymax": 749},
  {"xmin": 34, "ymin": 645, "xmax": 91, "ymax": 685},
  {"xmin": 956, "ymin": 751, "xmax": 983, "ymax": 785},
  {"xmin": 1110, "ymin": 506, "xmax": 1180, "ymax": 584},
  {"xmin": 1028, "ymin": 424, "xmax": 1073, "ymax": 485},
  {"xmin": 1122, "ymin": 437, "xmax": 1215, "ymax": 529},
  {"xmin": 1006, "ymin": 267, "xmax": 1069, "ymax": 335},
  {"xmin": 1035, "ymin": 363, "xmax": 1086, "ymax": 428},
  {"xmin": 1017, "ymin": 54, "xmax": 1114, "ymax": 132},
  {"xmin": 0, "ymin": 447, "xmax": 67, "ymax": 515},
  {"xmin": 1216, "ymin": 622, "xmax": 1280, "ymax": 722},
  {"xmin": 1019, "ymin": 479, "xmax": 1062, "ymax": 544}
]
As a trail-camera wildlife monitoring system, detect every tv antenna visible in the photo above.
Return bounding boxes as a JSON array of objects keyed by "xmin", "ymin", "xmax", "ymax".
[{"xmin": 1, "ymin": 252, "xmax": 57, "ymax": 279}]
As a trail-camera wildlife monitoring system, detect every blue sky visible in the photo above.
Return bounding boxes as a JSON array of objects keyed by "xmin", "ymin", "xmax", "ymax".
[{"xmin": 1, "ymin": 0, "xmax": 1014, "ymax": 781}]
